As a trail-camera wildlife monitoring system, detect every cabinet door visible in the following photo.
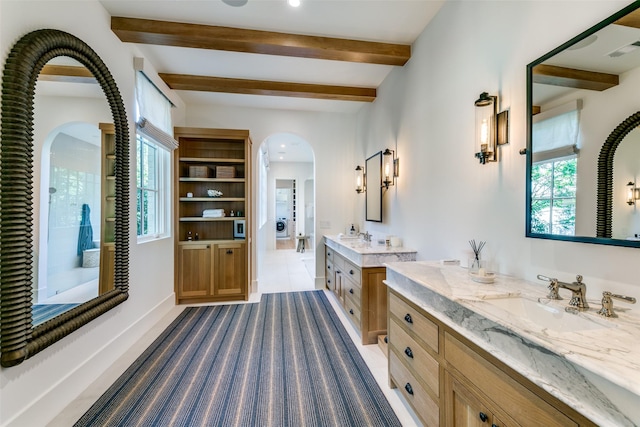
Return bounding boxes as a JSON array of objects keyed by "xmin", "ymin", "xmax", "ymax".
[
  {"xmin": 447, "ymin": 374, "xmax": 504, "ymax": 427},
  {"xmin": 178, "ymin": 244, "xmax": 212, "ymax": 298},
  {"xmin": 214, "ymin": 242, "xmax": 246, "ymax": 297}
]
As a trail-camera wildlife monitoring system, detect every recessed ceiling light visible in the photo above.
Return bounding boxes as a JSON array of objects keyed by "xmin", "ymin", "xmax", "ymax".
[
  {"xmin": 280, "ymin": 144, "xmax": 286, "ymax": 148},
  {"xmin": 288, "ymin": 0, "xmax": 301, "ymax": 7},
  {"xmin": 222, "ymin": 0, "xmax": 248, "ymax": 7}
]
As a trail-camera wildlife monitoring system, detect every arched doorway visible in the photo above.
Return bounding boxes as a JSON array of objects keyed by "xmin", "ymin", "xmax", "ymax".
[{"xmin": 256, "ymin": 132, "xmax": 316, "ymax": 293}]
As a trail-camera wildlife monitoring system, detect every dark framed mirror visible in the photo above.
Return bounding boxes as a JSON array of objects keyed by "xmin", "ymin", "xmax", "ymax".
[
  {"xmin": 366, "ymin": 151, "xmax": 382, "ymax": 222},
  {"xmin": 1, "ymin": 29, "xmax": 130, "ymax": 367},
  {"xmin": 526, "ymin": 2, "xmax": 640, "ymax": 248}
]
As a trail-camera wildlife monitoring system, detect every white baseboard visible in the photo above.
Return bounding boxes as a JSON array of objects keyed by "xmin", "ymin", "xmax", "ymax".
[{"xmin": 5, "ymin": 293, "xmax": 176, "ymax": 427}]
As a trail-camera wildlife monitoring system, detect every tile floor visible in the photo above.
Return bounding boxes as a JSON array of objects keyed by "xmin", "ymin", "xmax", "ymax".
[{"xmin": 49, "ymin": 248, "xmax": 420, "ymax": 426}]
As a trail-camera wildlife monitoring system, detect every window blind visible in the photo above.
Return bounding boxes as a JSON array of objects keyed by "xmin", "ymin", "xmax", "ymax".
[{"xmin": 532, "ymin": 100, "xmax": 581, "ymax": 163}]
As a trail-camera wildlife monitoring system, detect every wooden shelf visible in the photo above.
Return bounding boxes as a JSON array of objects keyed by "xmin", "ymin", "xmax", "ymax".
[
  {"xmin": 180, "ymin": 157, "xmax": 244, "ymax": 163},
  {"xmin": 179, "ymin": 197, "xmax": 245, "ymax": 202},
  {"xmin": 179, "ymin": 216, "xmax": 246, "ymax": 222},
  {"xmin": 179, "ymin": 177, "xmax": 245, "ymax": 183}
]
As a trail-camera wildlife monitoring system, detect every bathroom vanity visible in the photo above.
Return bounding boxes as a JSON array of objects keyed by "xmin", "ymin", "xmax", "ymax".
[
  {"xmin": 384, "ymin": 261, "xmax": 639, "ymax": 427},
  {"xmin": 323, "ymin": 236, "xmax": 416, "ymax": 345}
]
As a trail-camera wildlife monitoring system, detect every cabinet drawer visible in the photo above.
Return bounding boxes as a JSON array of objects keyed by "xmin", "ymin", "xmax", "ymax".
[
  {"xmin": 342, "ymin": 260, "xmax": 361, "ymax": 286},
  {"xmin": 389, "ymin": 291, "xmax": 439, "ymax": 354},
  {"xmin": 344, "ymin": 293, "xmax": 361, "ymax": 325},
  {"xmin": 326, "ymin": 259, "xmax": 334, "ymax": 276},
  {"xmin": 343, "ymin": 274, "xmax": 362, "ymax": 302},
  {"xmin": 325, "ymin": 246, "xmax": 334, "ymax": 263},
  {"xmin": 444, "ymin": 333, "xmax": 577, "ymax": 427},
  {"xmin": 390, "ymin": 350, "xmax": 439, "ymax": 427},
  {"xmin": 389, "ymin": 318, "xmax": 439, "ymax": 398}
]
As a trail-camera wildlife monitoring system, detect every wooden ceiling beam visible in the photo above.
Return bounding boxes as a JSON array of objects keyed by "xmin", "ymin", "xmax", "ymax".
[
  {"xmin": 159, "ymin": 73, "xmax": 376, "ymax": 102},
  {"xmin": 112, "ymin": 17, "xmax": 410, "ymax": 66},
  {"xmin": 532, "ymin": 64, "xmax": 618, "ymax": 91},
  {"xmin": 38, "ymin": 64, "xmax": 97, "ymax": 84},
  {"xmin": 614, "ymin": 8, "xmax": 640, "ymax": 29}
]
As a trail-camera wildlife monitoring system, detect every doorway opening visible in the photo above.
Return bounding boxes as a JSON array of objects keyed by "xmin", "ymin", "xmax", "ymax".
[{"xmin": 256, "ymin": 133, "xmax": 315, "ymax": 294}]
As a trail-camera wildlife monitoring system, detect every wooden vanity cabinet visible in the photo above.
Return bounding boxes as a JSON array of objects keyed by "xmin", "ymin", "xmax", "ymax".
[
  {"xmin": 387, "ymin": 290, "xmax": 598, "ymax": 427},
  {"xmin": 324, "ymin": 245, "xmax": 388, "ymax": 345},
  {"xmin": 174, "ymin": 127, "xmax": 251, "ymax": 304}
]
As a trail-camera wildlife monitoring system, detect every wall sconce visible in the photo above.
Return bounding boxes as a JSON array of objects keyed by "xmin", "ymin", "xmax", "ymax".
[
  {"xmin": 474, "ymin": 92, "xmax": 509, "ymax": 164},
  {"xmin": 355, "ymin": 165, "xmax": 365, "ymax": 193},
  {"xmin": 627, "ymin": 181, "xmax": 640, "ymax": 205},
  {"xmin": 382, "ymin": 148, "xmax": 399, "ymax": 189}
]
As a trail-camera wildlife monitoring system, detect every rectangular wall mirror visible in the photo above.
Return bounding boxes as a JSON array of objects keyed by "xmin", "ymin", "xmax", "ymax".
[
  {"xmin": 366, "ymin": 151, "xmax": 382, "ymax": 222},
  {"xmin": 526, "ymin": 2, "xmax": 640, "ymax": 248}
]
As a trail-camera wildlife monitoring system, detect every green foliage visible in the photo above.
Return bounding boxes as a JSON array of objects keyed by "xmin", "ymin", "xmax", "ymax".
[{"xmin": 531, "ymin": 158, "xmax": 577, "ymax": 235}]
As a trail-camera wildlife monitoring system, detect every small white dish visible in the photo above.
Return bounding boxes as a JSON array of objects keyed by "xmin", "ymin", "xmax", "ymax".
[{"xmin": 469, "ymin": 272, "xmax": 495, "ymax": 284}]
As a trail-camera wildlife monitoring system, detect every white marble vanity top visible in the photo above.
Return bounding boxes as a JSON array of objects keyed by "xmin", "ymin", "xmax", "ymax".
[
  {"xmin": 384, "ymin": 261, "xmax": 640, "ymax": 427},
  {"xmin": 324, "ymin": 235, "xmax": 417, "ymax": 267}
]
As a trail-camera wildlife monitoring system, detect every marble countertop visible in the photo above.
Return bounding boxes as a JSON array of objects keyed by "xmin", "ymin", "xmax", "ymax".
[
  {"xmin": 324, "ymin": 235, "xmax": 417, "ymax": 267},
  {"xmin": 384, "ymin": 261, "xmax": 640, "ymax": 427}
]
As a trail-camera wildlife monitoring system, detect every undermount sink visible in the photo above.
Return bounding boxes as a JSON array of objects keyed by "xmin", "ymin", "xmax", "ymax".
[{"xmin": 483, "ymin": 297, "xmax": 612, "ymax": 333}]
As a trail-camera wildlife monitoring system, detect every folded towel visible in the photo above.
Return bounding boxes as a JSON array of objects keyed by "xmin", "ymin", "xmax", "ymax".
[{"xmin": 203, "ymin": 208, "xmax": 225, "ymax": 218}]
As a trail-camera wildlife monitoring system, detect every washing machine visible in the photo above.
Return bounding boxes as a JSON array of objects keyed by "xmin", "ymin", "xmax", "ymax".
[{"xmin": 276, "ymin": 218, "xmax": 289, "ymax": 238}]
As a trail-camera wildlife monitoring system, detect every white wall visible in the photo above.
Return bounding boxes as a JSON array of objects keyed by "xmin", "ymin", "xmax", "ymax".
[
  {"xmin": 0, "ymin": 2, "xmax": 177, "ymax": 426},
  {"xmin": 354, "ymin": 0, "xmax": 640, "ymax": 309}
]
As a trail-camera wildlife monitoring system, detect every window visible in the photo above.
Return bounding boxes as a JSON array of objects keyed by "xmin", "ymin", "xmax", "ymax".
[
  {"xmin": 531, "ymin": 157, "xmax": 577, "ymax": 235},
  {"xmin": 531, "ymin": 100, "xmax": 581, "ymax": 235},
  {"xmin": 136, "ymin": 134, "xmax": 170, "ymax": 238},
  {"xmin": 135, "ymin": 71, "xmax": 177, "ymax": 242}
]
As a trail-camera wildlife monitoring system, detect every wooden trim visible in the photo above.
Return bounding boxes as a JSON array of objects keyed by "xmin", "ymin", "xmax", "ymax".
[
  {"xmin": 159, "ymin": 73, "xmax": 376, "ymax": 102},
  {"xmin": 111, "ymin": 17, "xmax": 410, "ymax": 66},
  {"xmin": 532, "ymin": 64, "xmax": 618, "ymax": 91},
  {"xmin": 39, "ymin": 64, "xmax": 97, "ymax": 84}
]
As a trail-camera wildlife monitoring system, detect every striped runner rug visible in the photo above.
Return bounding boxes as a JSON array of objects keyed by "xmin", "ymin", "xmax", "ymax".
[{"xmin": 75, "ymin": 291, "xmax": 401, "ymax": 427}]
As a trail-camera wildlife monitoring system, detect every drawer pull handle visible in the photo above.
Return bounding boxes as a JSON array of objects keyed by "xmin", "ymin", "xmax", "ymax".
[
  {"xmin": 328, "ymin": 265, "xmax": 331, "ymax": 269},
  {"xmin": 328, "ymin": 252, "xmax": 331, "ymax": 256},
  {"xmin": 349, "ymin": 309, "xmax": 354, "ymax": 315},
  {"xmin": 404, "ymin": 313, "xmax": 413, "ymax": 324},
  {"xmin": 492, "ymin": 425, "xmax": 498, "ymax": 427},
  {"xmin": 384, "ymin": 336, "xmax": 388, "ymax": 343},
  {"xmin": 479, "ymin": 412, "xmax": 488, "ymax": 423},
  {"xmin": 226, "ymin": 249, "xmax": 233, "ymax": 255},
  {"xmin": 404, "ymin": 347, "xmax": 414, "ymax": 358},
  {"xmin": 404, "ymin": 383, "xmax": 414, "ymax": 395},
  {"xmin": 349, "ymin": 269, "xmax": 354, "ymax": 275},
  {"xmin": 349, "ymin": 289, "xmax": 354, "ymax": 294}
]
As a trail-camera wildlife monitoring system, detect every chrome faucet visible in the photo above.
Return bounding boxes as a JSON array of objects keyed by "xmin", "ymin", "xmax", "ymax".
[
  {"xmin": 360, "ymin": 231, "xmax": 372, "ymax": 242},
  {"xmin": 537, "ymin": 274, "xmax": 588, "ymax": 311},
  {"xmin": 597, "ymin": 291, "xmax": 636, "ymax": 318},
  {"xmin": 559, "ymin": 275, "xmax": 589, "ymax": 311},
  {"xmin": 537, "ymin": 274, "xmax": 562, "ymax": 300}
]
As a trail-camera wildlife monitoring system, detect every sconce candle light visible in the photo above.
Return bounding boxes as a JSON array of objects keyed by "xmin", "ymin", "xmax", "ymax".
[
  {"xmin": 355, "ymin": 165, "xmax": 365, "ymax": 193},
  {"xmin": 382, "ymin": 148, "xmax": 399, "ymax": 188},
  {"xmin": 627, "ymin": 181, "xmax": 640, "ymax": 205},
  {"xmin": 474, "ymin": 92, "xmax": 509, "ymax": 164}
]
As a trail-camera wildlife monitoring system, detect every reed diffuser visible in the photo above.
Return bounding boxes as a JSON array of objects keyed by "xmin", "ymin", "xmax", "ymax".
[{"xmin": 468, "ymin": 239, "xmax": 486, "ymax": 270}]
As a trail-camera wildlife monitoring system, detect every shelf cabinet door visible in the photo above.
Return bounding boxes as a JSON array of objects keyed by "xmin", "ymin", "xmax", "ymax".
[
  {"xmin": 178, "ymin": 243, "xmax": 212, "ymax": 298},
  {"xmin": 213, "ymin": 242, "xmax": 245, "ymax": 297}
]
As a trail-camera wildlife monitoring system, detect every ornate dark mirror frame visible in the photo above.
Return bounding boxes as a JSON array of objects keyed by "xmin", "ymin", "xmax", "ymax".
[
  {"xmin": 596, "ymin": 112, "xmax": 640, "ymax": 238},
  {"xmin": 525, "ymin": 1, "xmax": 640, "ymax": 248},
  {"xmin": 1, "ymin": 29, "xmax": 130, "ymax": 367}
]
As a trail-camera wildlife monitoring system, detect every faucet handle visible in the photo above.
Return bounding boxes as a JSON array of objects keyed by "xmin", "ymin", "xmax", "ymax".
[
  {"xmin": 575, "ymin": 274, "xmax": 583, "ymax": 283},
  {"xmin": 537, "ymin": 275, "xmax": 562, "ymax": 300},
  {"xmin": 598, "ymin": 291, "xmax": 636, "ymax": 318}
]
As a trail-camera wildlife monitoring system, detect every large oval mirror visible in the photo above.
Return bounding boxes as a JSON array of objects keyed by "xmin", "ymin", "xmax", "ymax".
[
  {"xmin": 526, "ymin": 2, "xmax": 640, "ymax": 247},
  {"xmin": 1, "ymin": 29, "xmax": 129, "ymax": 367}
]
